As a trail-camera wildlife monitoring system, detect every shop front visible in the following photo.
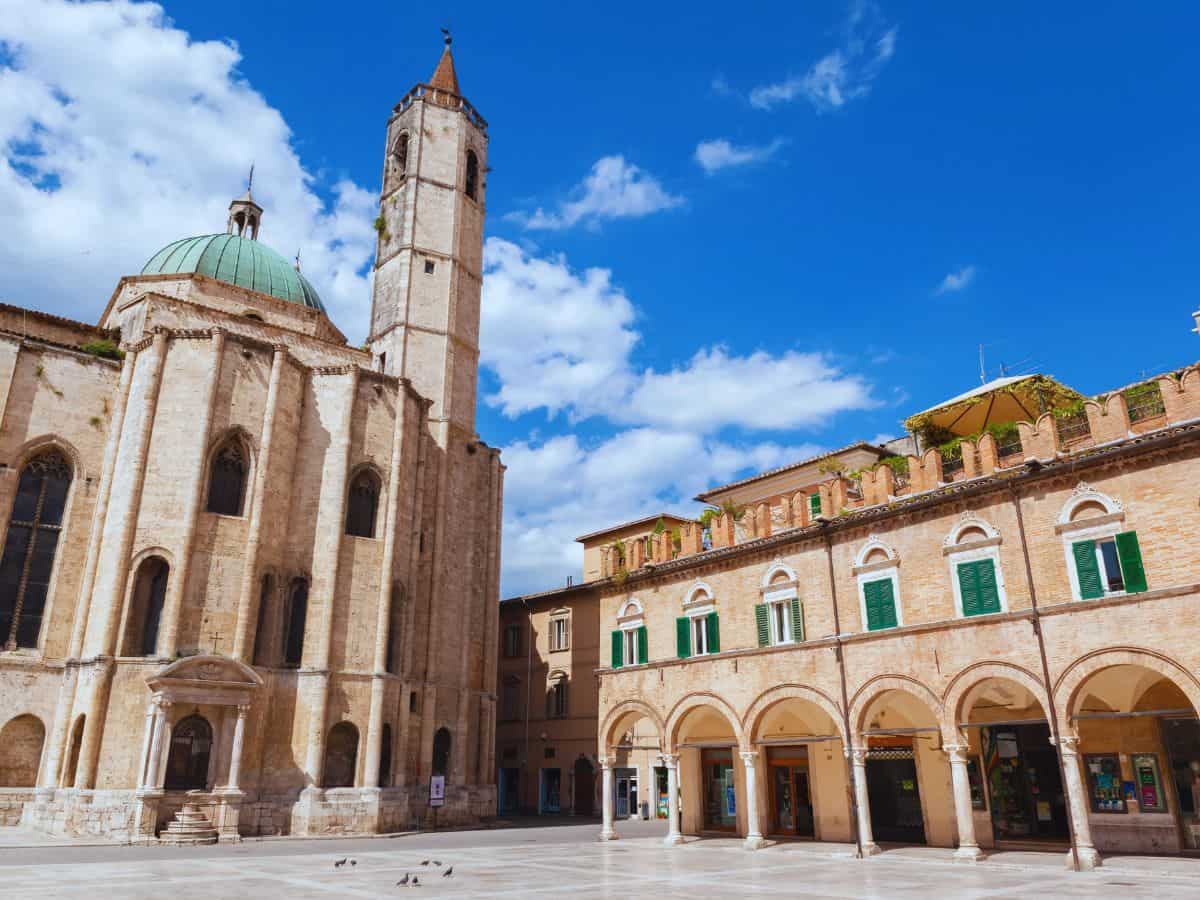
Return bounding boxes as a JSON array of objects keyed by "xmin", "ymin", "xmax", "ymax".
[
  {"xmin": 701, "ymin": 748, "xmax": 737, "ymax": 832},
  {"xmin": 865, "ymin": 741, "xmax": 925, "ymax": 844},
  {"xmin": 767, "ymin": 746, "xmax": 815, "ymax": 838},
  {"xmin": 1161, "ymin": 717, "xmax": 1200, "ymax": 850},
  {"xmin": 982, "ymin": 723, "xmax": 1069, "ymax": 843},
  {"xmin": 614, "ymin": 767, "xmax": 638, "ymax": 819}
]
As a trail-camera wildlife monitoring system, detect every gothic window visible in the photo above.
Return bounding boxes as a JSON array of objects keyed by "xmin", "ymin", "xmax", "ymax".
[
  {"xmin": 206, "ymin": 438, "xmax": 248, "ymax": 517},
  {"xmin": 252, "ymin": 574, "xmax": 274, "ymax": 666},
  {"xmin": 393, "ymin": 133, "xmax": 409, "ymax": 178},
  {"xmin": 379, "ymin": 723, "xmax": 393, "ymax": 788},
  {"xmin": 165, "ymin": 715, "xmax": 212, "ymax": 791},
  {"xmin": 345, "ymin": 469, "xmax": 380, "ymax": 538},
  {"xmin": 282, "ymin": 578, "xmax": 308, "ymax": 667},
  {"xmin": 123, "ymin": 556, "xmax": 169, "ymax": 656},
  {"xmin": 432, "ymin": 727, "xmax": 451, "ymax": 777},
  {"xmin": 0, "ymin": 449, "xmax": 72, "ymax": 650},
  {"xmin": 324, "ymin": 721, "xmax": 359, "ymax": 788},
  {"xmin": 464, "ymin": 150, "xmax": 479, "ymax": 201}
]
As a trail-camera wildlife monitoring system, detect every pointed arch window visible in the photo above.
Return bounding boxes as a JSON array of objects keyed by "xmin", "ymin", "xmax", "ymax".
[
  {"xmin": 206, "ymin": 438, "xmax": 248, "ymax": 517},
  {"xmin": 393, "ymin": 133, "xmax": 410, "ymax": 177},
  {"xmin": 345, "ymin": 469, "xmax": 381, "ymax": 538},
  {"xmin": 252, "ymin": 573, "xmax": 274, "ymax": 667},
  {"xmin": 432, "ymin": 727, "xmax": 452, "ymax": 777},
  {"xmin": 282, "ymin": 578, "xmax": 308, "ymax": 668},
  {"xmin": 122, "ymin": 556, "xmax": 169, "ymax": 656},
  {"xmin": 465, "ymin": 150, "xmax": 479, "ymax": 201},
  {"xmin": 0, "ymin": 449, "xmax": 71, "ymax": 650}
]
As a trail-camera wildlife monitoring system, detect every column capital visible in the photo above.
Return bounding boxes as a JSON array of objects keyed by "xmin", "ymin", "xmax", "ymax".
[
  {"xmin": 1055, "ymin": 734, "xmax": 1081, "ymax": 755},
  {"xmin": 845, "ymin": 746, "xmax": 869, "ymax": 765},
  {"xmin": 661, "ymin": 753, "xmax": 679, "ymax": 768},
  {"xmin": 598, "ymin": 755, "xmax": 615, "ymax": 770},
  {"xmin": 738, "ymin": 749, "xmax": 759, "ymax": 768},
  {"xmin": 236, "ymin": 703, "xmax": 252, "ymax": 717},
  {"xmin": 944, "ymin": 743, "xmax": 969, "ymax": 763},
  {"xmin": 152, "ymin": 695, "xmax": 172, "ymax": 711}
]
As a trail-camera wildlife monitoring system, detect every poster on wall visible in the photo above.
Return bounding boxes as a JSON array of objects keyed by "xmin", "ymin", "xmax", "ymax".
[
  {"xmin": 725, "ymin": 784, "xmax": 736, "ymax": 817},
  {"xmin": 1132, "ymin": 754, "xmax": 1167, "ymax": 813},
  {"xmin": 430, "ymin": 774, "xmax": 446, "ymax": 808},
  {"xmin": 1085, "ymin": 754, "xmax": 1126, "ymax": 813}
]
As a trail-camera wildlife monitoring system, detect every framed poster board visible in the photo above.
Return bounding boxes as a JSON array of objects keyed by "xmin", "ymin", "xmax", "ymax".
[
  {"xmin": 1131, "ymin": 753, "xmax": 1167, "ymax": 813},
  {"xmin": 1084, "ymin": 753, "xmax": 1126, "ymax": 813},
  {"xmin": 966, "ymin": 757, "xmax": 987, "ymax": 810},
  {"xmin": 430, "ymin": 774, "xmax": 446, "ymax": 808}
]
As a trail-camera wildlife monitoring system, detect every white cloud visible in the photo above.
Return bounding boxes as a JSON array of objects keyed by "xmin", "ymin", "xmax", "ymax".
[
  {"xmin": 0, "ymin": 0, "xmax": 376, "ymax": 339},
  {"xmin": 694, "ymin": 137, "xmax": 786, "ymax": 174},
  {"xmin": 936, "ymin": 264, "xmax": 977, "ymax": 295},
  {"xmin": 481, "ymin": 239, "xmax": 877, "ymax": 432},
  {"xmin": 508, "ymin": 155, "xmax": 684, "ymax": 231},
  {"xmin": 749, "ymin": 3, "xmax": 897, "ymax": 112},
  {"xmin": 500, "ymin": 429, "xmax": 820, "ymax": 596}
]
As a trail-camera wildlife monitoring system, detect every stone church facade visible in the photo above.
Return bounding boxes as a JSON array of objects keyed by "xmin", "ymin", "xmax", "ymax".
[{"xmin": 0, "ymin": 42, "xmax": 502, "ymax": 841}]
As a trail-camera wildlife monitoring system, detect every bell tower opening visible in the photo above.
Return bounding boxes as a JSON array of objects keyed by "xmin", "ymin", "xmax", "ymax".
[{"xmin": 226, "ymin": 165, "xmax": 263, "ymax": 240}]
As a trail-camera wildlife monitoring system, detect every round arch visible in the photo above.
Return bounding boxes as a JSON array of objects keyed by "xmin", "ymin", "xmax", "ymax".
[
  {"xmin": 942, "ymin": 661, "xmax": 1051, "ymax": 740},
  {"xmin": 849, "ymin": 674, "xmax": 943, "ymax": 738},
  {"xmin": 664, "ymin": 691, "xmax": 745, "ymax": 751},
  {"xmin": 684, "ymin": 581, "xmax": 714, "ymax": 605},
  {"xmin": 600, "ymin": 699, "xmax": 666, "ymax": 754},
  {"xmin": 1057, "ymin": 482, "xmax": 1123, "ymax": 525},
  {"xmin": 854, "ymin": 535, "xmax": 898, "ymax": 567},
  {"xmin": 742, "ymin": 683, "xmax": 847, "ymax": 744},
  {"xmin": 1055, "ymin": 647, "xmax": 1200, "ymax": 721},
  {"xmin": 761, "ymin": 560, "xmax": 798, "ymax": 587},
  {"xmin": 943, "ymin": 512, "xmax": 1000, "ymax": 548}
]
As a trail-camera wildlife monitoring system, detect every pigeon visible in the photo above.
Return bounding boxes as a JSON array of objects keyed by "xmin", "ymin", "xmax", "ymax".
[
  {"xmin": 420, "ymin": 860, "xmax": 430, "ymax": 866},
  {"xmin": 397, "ymin": 873, "xmax": 410, "ymax": 886},
  {"xmin": 334, "ymin": 858, "xmax": 348, "ymax": 868},
  {"xmin": 350, "ymin": 859, "xmax": 357, "ymax": 867},
  {"xmin": 432, "ymin": 860, "xmax": 442, "ymax": 866},
  {"xmin": 412, "ymin": 875, "xmax": 420, "ymax": 886},
  {"xmin": 442, "ymin": 865, "xmax": 453, "ymax": 878}
]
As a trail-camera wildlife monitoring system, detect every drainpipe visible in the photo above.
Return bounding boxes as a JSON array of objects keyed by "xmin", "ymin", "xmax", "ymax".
[
  {"xmin": 522, "ymin": 597, "xmax": 533, "ymax": 815},
  {"xmin": 823, "ymin": 525, "xmax": 864, "ymax": 859},
  {"xmin": 1009, "ymin": 481, "xmax": 1081, "ymax": 871}
]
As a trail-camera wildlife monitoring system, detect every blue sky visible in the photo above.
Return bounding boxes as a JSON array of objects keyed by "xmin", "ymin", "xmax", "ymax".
[{"xmin": 2, "ymin": 1, "xmax": 1199, "ymax": 596}]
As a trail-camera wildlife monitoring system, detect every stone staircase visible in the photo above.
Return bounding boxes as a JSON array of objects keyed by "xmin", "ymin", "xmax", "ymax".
[{"xmin": 158, "ymin": 793, "xmax": 218, "ymax": 846}]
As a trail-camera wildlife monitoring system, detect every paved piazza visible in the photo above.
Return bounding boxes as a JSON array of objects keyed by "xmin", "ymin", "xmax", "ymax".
[{"xmin": 2, "ymin": 821, "xmax": 1200, "ymax": 899}]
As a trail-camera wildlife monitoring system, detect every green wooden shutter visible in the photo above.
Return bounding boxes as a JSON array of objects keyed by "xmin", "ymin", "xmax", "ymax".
[
  {"xmin": 1072, "ymin": 540, "xmax": 1103, "ymax": 600},
  {"xmin": 1115, "ymin": 531, "xmax": 1147, "ymax": 593},
  {"xmin": 676, "ymin": 617, "xmax": 691, "ymax": 659},
  {"xmin": 636, "ymin": 625, "xmax": 648, "ymax": 664},
  {"xmin": 611, "ymin": 630, "xmax": 623, "ymax": 669},
  {"xmin": 706, "ymin": 612, "xmax": 720, "ymax": 654},
  {"xmin": 864, "ymin": 579, "xmax": 896, "ymax": 631},
  {"xmin": 790, "ymin": 597, "xmax": 804, "ymax": 642},
  {"xmin": 958, "ymin": 561, "xmax": 980, "ymax": 617},
  {"xmin": 809, "ymin": 492, "xmax": 822, "ymax": 518},
  {"xmin": 976, "ymin": 559, "xmax": 1001, "ymax": 613},
  {"xmin": 755, "ymin": 605, "xmax": 770, "ymax": 646}
]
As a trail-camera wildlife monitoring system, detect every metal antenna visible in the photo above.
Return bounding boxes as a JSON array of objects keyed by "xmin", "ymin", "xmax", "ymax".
[{"xmin": 979, "ymin": 344, "xmax": 986, "ymax": 385}]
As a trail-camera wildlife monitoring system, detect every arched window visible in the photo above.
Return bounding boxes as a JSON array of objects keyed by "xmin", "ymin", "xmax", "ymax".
[
  {"xmin": 464, "ymin": 150, "xmax": 479, "ymax": 200},
  {"xmin": 393, "ymin": 133, "xmax": 410, "ymax": 177},
  {"xmin": 206, "ymin": 438, "xmax": 248, "ymax": 517},
  {"xmin": 63, "ymin": 715, "xmax": 84, "ymax": 787},
  {"xmin": 345, "ymin": 469, "xmax": 380, "ymax": 538},
  {"xmin": 252, "ymin": 574, "xmax": 274, "ymax": 666},
  {"xmin": 122, "ymin": 556, "xmax": 169, "ymax": 656},
  {"xmin": 165, "ymin": 715, "xmax": 212, "ymax": 791},
  {"xmin": 379, "ymin": 723, "xmax": 393, "ymax": 788},
  {"xmin": 282, "ymin": 579, "xmax": 308, "ymax": 667},
  {"xmin": 324, "ymin": 721, "xmax": 359, "ymax": 788},
  {"xmin": 0, "ymin": 449, "xmax": 72, "ymax": 650},
  {"xmin": 0, "ymin": 714, "xmax": 46, "ymax": 787},
  {"xmin": 432, "ymin": 727, "xmax": 451, "ymax": 777}
]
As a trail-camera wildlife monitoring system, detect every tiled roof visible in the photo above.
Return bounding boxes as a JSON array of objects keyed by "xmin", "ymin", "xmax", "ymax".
[
  {"xmin": 694, "ymin": 441, "xmax": 889, "ymax": 503},
  {"xmin": 575, "ymin": 512, "xmax": 692, "ymax": 543}
]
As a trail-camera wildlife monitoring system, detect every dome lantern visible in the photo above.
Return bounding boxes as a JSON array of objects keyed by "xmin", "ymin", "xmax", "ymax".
[{"xmin": 226, "ymin": 165, "xmax": 263, "ymax": 240}]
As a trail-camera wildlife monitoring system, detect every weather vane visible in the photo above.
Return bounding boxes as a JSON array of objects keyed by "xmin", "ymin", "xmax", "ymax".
[
  {"xmin": 441, "ymin": 27, "xmax": 451, "ymax": 47},
  {"xmin": 247, "ymin": 162, "xmax": 255, "ymax": 194}
]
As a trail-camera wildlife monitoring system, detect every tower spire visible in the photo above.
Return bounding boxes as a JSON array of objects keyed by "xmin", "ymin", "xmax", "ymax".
[{"xmin": 429, "ymin": 29, "xmax": 460, "ymax": 95}]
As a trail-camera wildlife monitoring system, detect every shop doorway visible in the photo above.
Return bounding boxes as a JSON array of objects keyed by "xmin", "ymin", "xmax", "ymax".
[
  {"xmin": 1160, "ymin": 717, "xmax": 1200, "ymax": 849},
  {"xmin": 982, "ymin": 723, "xmax": 1069, "ymax": 841},
  {"xmin": 865, "ymin": 744, "xmax": 925, "ymax": 844},
  {"xmin": 614, "ymin": 768, "xmax": 638, "ymax": 818},
  {"xmin": 539, "ymin": 767, "xmax": 561, "ymax": 814},
  {"xmin": 573, "ymin": 757, "xmax": 594, "ymax": 816},
  {"xmin": 498, "ymin": 767, "xmax": 520, "ymax": 814},
  {"xmin": 767, "ymin": 746, "xmax": 814, "ymax": 838},
  {"xmin": 702, "ymin": 748, "xmax": 736, "ymax": 831},
  {"xmin": 655, "ymin": 766, "xmax": 669, "ymax": 818}
]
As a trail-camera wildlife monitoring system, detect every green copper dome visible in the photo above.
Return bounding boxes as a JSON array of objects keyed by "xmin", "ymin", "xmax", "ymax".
[{"xmin": 141, "ymin": 233, "xmax": 326, "ymax": 313}]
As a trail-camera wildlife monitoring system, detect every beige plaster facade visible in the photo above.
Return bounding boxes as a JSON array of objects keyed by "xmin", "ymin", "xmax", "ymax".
[
  {"xmin": 593, "ymin": 353, "xmax": 1200, "ymax": 868},
  {"xmin": 0, "ymin": 43, "xmax": 502, "ymax": 842}
]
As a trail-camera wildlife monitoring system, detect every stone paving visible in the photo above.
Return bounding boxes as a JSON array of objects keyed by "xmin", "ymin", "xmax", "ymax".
[{"xmin": 2, "ymin": 823, "xmax": 1200, "ymax": 899}]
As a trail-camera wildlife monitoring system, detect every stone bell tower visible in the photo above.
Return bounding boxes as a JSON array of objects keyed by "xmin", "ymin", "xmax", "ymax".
[{"xmin": 367, "ymin": 34, "xmax": 488, "ymax": 444}]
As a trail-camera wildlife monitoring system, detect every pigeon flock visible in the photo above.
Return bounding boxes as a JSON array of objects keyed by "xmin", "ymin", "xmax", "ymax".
[{"xmin": 332, "ymin": 855, "xmax": 456, "ymax": 888}]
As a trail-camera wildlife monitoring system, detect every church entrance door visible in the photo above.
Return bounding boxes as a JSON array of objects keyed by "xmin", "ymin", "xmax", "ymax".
[{"xmin": 164, "ymin": 715, "xmax": 212, "ymax": 791}]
